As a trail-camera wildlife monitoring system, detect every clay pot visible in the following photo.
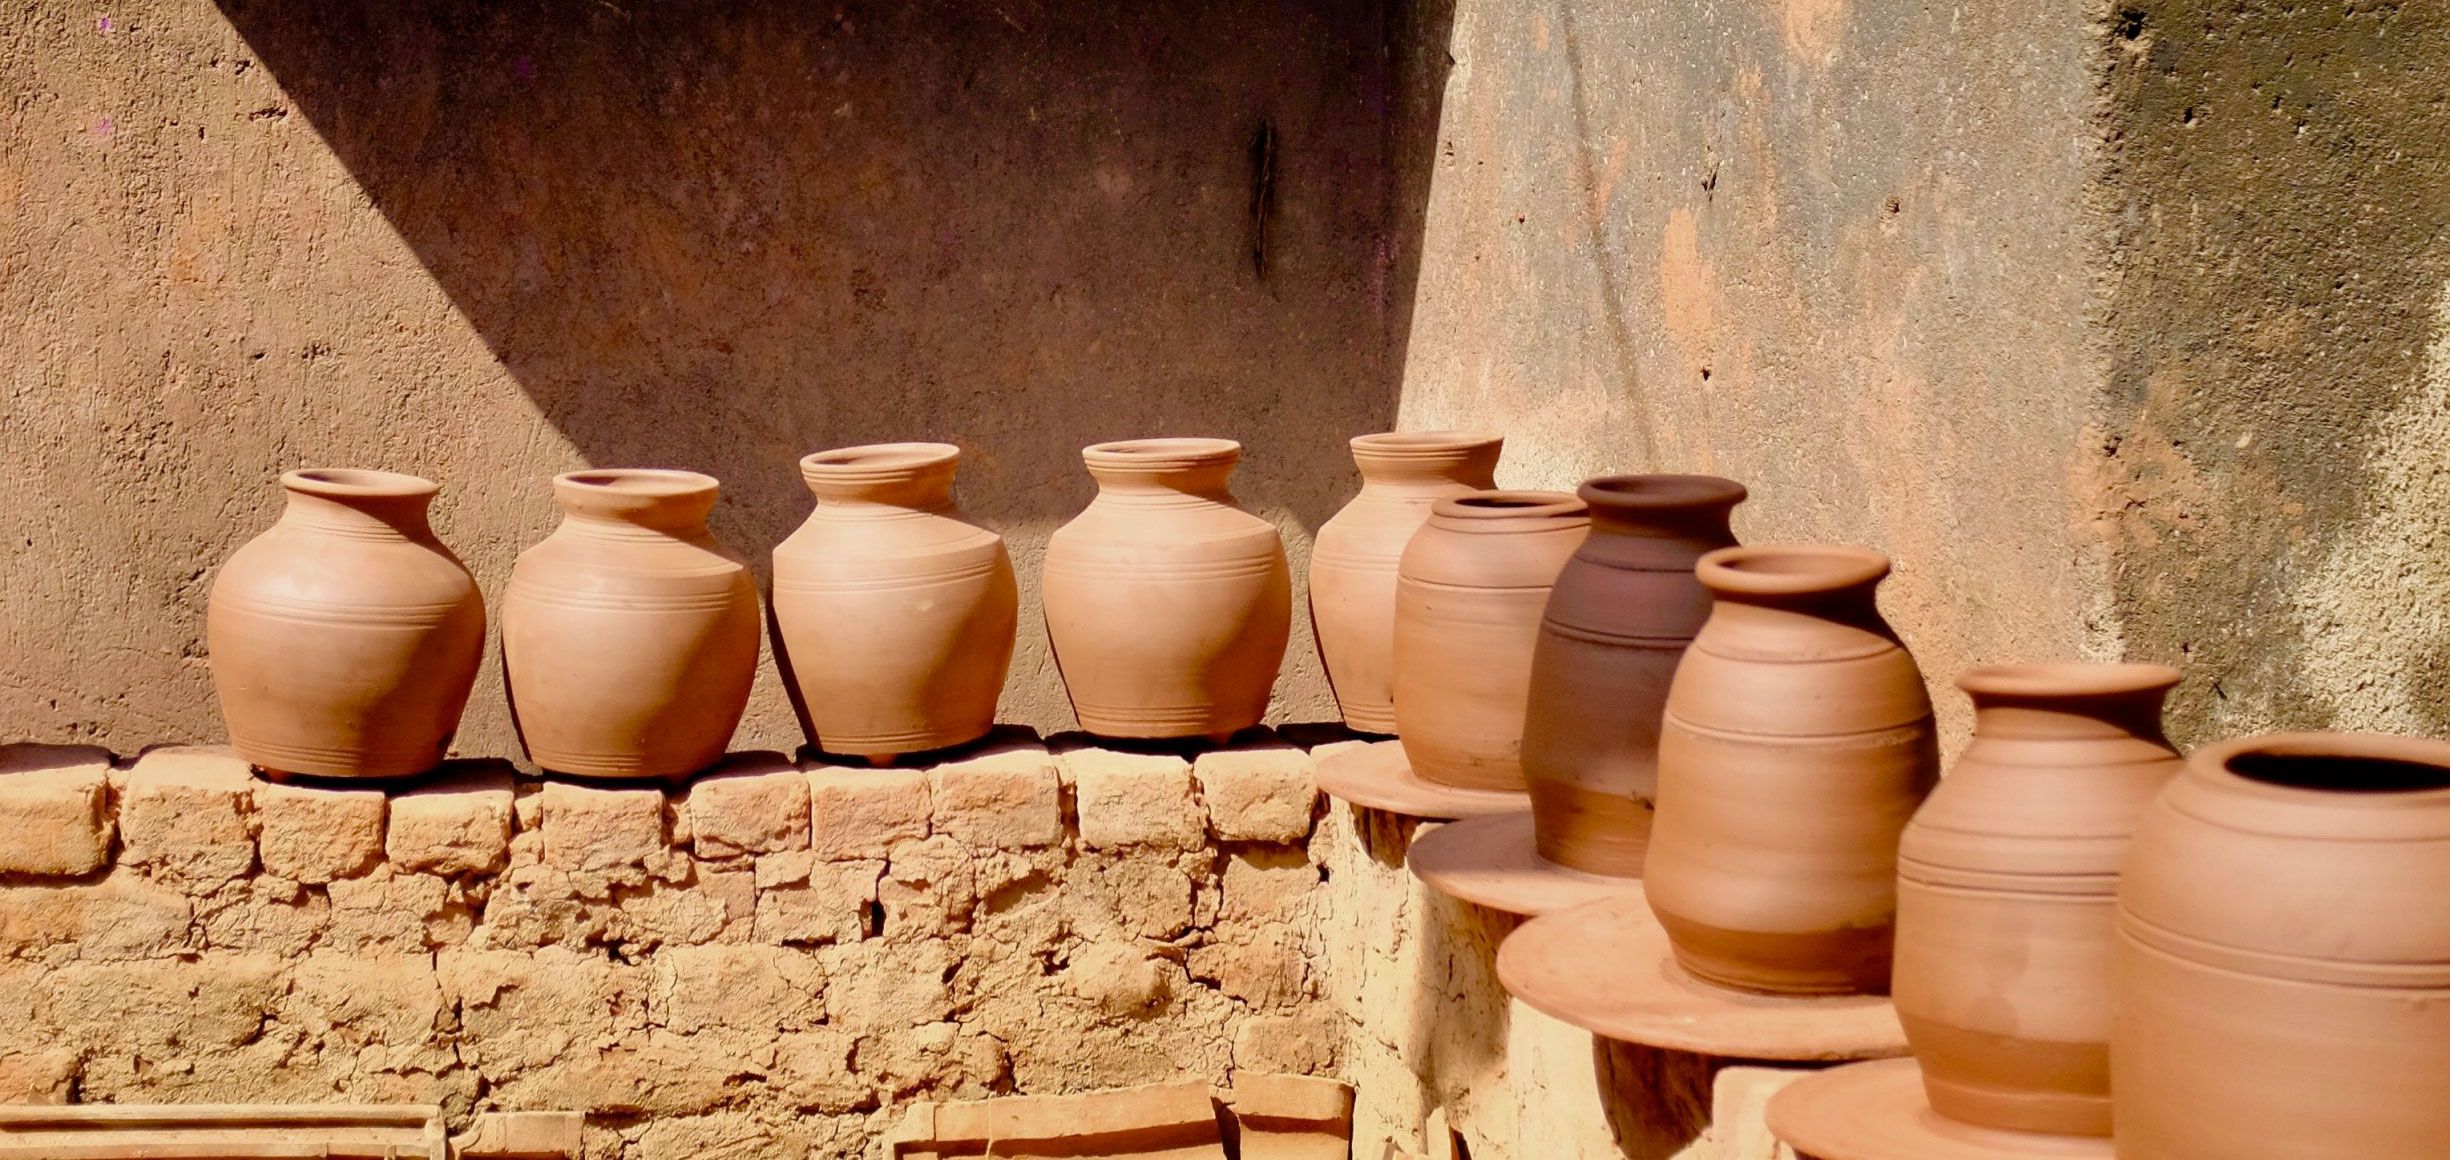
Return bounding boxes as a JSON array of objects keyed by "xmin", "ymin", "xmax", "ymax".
[
  {"xmin": 1643, "ymin": 544, "xmax": 1939, "ymax": 995},
  {"xmin": 1041, "ymin": 438, "xmax": 1291, "ymax": 741},
  {"xmin": 1894, "ymin": 662, "xmax": 2182, "ymax": 1137},
  {"xmin": 207, "ymin": 469, "xmax": 486, "ymax": 779},
  {"xmin": 1309, "ymin": 431, "xmax": 1502, "ymax": 735},
  {"xmin": 771, "ymin": 443, "xmax": 1017, "ymax": 762},
  {"xmin": 1519, "ymin": 475, "xmax": 1745, "ymax": 876},
  {"xmin": 2114, "ymin": 732, "xmax": 2450, "ymax": 1158},
  {"xmin": 502, "ymin": 469, "xmax": 761, "ymax": 777},
  {"xmin": 1393, "ymin": 491, "xmax": 1590, "ymax": 792}
]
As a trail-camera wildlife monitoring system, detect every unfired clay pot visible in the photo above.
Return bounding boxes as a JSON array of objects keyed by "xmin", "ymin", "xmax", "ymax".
[
  {"xmin": 2114, "ymin": 732, "xmax": 2450, "ymax": 1159},
  {"xmin": 1519, "ymin": 475, "xmax": 1744, "ymax": 877},
  {"xmin": 1393, "ymin": 491, "xmax": 1590, "ymax": 793},
  {"xmin": 1643, "ymin": 544, "xmax": 1939, "ymax": 995},
  {"xmin": 1895, "ymin": 662, "xmax": 2183, "ymax": 1137},
  {"xmin": 1041, "ymin": 438, "xmax": 1291, "ymax": 741},
  {"xmin": 207, "ymin": 469, "xmax": 486, "ymax": 779},
  {"xmin": 1309, "ymin": 431, "xmax": 1502, "ymax": 735},
  {"xmin": 772, "ymin": 444, "xmax": 1017, "ymax": 762},
  {"xmin": 502, "ymin": 469, "xmax": 761, "ymax": 778}
]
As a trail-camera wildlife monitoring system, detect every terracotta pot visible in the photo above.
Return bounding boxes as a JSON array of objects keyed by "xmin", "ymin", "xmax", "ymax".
[
  {"xmin": 1519, "ymin": 475, "xmax": 1744, "ymax": 876},
  {"xmin": 1041, "ymin": 438, "xmax": 1291, "ymax": 740},
  {"xmin": 502, "ymin": 469, "xmax": 761, "ymax": 777},
  {"xmin": 771, "ymin": 443, "xmax": 1017, "ymax": 762},
  {"xmin": 1393, "ymin": 491, "xmax": 1590, "ymax": 792},
  {"xmin": 207, "ymin": 469, "xmax": 486, "ymax": 779},
  {"xmin": 2114, "ymin": 732, "xmax": 2450, "ymax": 1158},
  {"xmin": 1643, "ymin": 544, "xmax": 1939, "ymax": 995},
  {"xmin": 1309, "ymin": 431, "xmax": 1502, "ymax": 735},
  {"xmin": 1894, "ymin": 662, "xmax": 2182, "ymax": 1137}
]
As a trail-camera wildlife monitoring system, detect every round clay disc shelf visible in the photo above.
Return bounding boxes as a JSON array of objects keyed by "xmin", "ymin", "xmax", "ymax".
[
  {"xmin": 1406, "ymin": 810, "xmax": 1644, "ymax": 916},
  {"xmin": 1315, "ymin": 739, "xmax": 1529, "ymax": 819},
  {"xmin": 1766, "ymin": 1058, "xmax": 2114, "ymax": 1160},
  {"xmin": 1496, "ymin": 893, "xmax": 1909, "ymax": 1060}
]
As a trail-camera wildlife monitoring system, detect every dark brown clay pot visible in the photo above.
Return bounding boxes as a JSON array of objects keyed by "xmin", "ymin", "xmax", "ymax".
[
  {"xmin": 2114, "ymin": 732, "xmax": 2450, "ymax": 1159},
  {"xmin": 1041, "ymin": 438, "xmax": 1291, "ymax": 741},
  {"xmin": 1643, "ymin": 544, "xmax": 1939, "ymax": 995},
  {"xmin": 772, "ymin": 444, "xmax": 1018, "ymax": 762},
  {"xmin": 501, "ymin": 470, "xmax": 762, "ymax": 778},
  {"xmin": 1309, "ymin": 431, "xmax": 1502, "ymax": 735},
  {"xmin": 207, "ymin": 469, "xmax": 486, "ymax": 779},
  {"xmin": 1393, "ymin": 491, "xmax": 1589, "ymax": 793},
  {"xmin": 1518, "ymin": 475, "xmax": 1745, "ymax": 878},
  {"xmin": 1895, "ymin": 662, "xmax": 2183, "ymax": 1137}
]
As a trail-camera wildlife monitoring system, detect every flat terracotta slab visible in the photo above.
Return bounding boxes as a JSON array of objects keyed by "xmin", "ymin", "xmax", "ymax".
[
  {"xmin": 1314, "ymin": 740, "xmax": 1528, "ymax": 819},
  {"xmin": 1405, "ymin": 810, "xmax": 1643, "ymax": 915},
  {"xmin": 1767, "ymin": 1058, "xmax": 2114, "ymax": 1160},
  {"xmin": 1496, "ymin": 893, "xmax": 1908, "ymax": 1060}
]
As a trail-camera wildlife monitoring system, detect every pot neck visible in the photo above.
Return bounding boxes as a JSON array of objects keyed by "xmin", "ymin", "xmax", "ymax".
[
  {"xmin": 1350, "ymin": 431, "xmax": 1502, "ymax": 494},
  {"xmin": 1084, "ymin": 438, "xmax": 1240, "ymax": 500},
  {"xmin": 1428, "ymin": 489, "xmax": 1588, "ymax": 533},
  {"xmin": 1962, "ymin": 663, "xmax": 2182, "ymax": 745},
  {"xmin": 801, "ymin": 443, "xmax": 959, "ymax": 514},
  {"xmin": 1696, "ymin": 543, "xmax": 1893, "ymax": 631},
  {"xmin": 1576, "ymin": 474, "xmax": 1745, "ymax": 565},
  {"xmin": 277, "ymin": 469, "xmax": 440, "ymax": 542},
  {"xmin": 552, "ymin": 469, "xmax": 720, "ymax": 536}
]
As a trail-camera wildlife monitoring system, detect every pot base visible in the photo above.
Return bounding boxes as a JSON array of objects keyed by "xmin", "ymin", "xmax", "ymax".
[
  {"xmin": 1406, "ymin": 811, "xmax": 1642, "ymax": 915},
  {"xmin": 1317, "ymin": 740, "xmax": 1528, "ymax": 819},
  {"xmin": 1495, "ymin": 893, "xmax": 1907, "ymax": 1060},
  {"xmin": 1766, "ymin": 1058, "xmax": 2112, "ymax": 1160}
]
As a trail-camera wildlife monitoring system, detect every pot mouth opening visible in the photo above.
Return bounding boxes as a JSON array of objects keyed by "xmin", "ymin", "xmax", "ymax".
[
  {"xmin": 2218, "ymin": 734, "xmax": 2450, "ymax": 795},
  {"xmin": 1579, "ymin": 473, "xmax": 1748, "ymax": 510},
  {"xmin": 1957, "ymin": 661, "xmax": 2181, "ymax": 700},
  {"xmin": 801, "ymin": 442, "xmax": 960, "ymax": 475},
  {"xmin": 1082, "ymin": 438, "xmax": 1242, "ymax": 475},
  {"xmin": 1697, "ymin": 543, "xmax": 1890, "ymax": 594},
  {"xmin": 1350, "ymin": 430, "xmax": 1502, "ymax": 454},
  {"xmin": 283, "ymin": 468, "xmax": 439, "ymax": 499},
  {"xmin": 1433, "ymin": 490, "xmax": 1586, "ymax": 521},
  {"xmin": 556, "ymin": 468, "xmax": 720, "ymax": 497}
]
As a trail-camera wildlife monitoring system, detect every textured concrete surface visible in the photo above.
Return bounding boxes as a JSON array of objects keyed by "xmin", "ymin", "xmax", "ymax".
[{"xmin": 0, "ymin": 0, "xmax": 1404, "ymax": 759}]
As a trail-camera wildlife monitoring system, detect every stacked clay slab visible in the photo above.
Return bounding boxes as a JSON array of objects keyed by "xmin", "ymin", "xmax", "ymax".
[
  {"xmin": 1644, "ymin": 544, "xmax": 1939, "ymax": 994},
  {"xmin": 1895, "ymin": 662, "xmax": 2183, "ymax": 1136},
  {"xmin": 501, "ymin": 469, "xmax": 761, "ymax": 778},
  {"xmin": 771, "ymin": 443, "xmax": 1017, "ymax": 763},
  {"xmin": 1308, "ymin": 431, "xmax": 1501, "ymax": 735},
  {"xmin": 1518, "ymin": 475, "xmax": 1745, "ymax": 877},
  {"xmin": 1041, "ymin": 438, "xmax": 1291, "ymax": 742},
  {"xmin": 1392, "ymin": 492, "xmax": 1589, "ymax": 793},
  {"xmin": 206, "ymin": 469, "xmax": 487, "ymax": 780},
  {"xmin": 2115, "ymin": 732, "xmax": 2450, "ymax": 1158}
]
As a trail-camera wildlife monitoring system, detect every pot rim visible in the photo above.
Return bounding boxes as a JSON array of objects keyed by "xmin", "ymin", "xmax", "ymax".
[
  {"xmin": 1350, "ymin": 430, "xmax": 1503, "ymax": 456},
  {"xmin": 800, "ymin": 442, "xmax": 960, "ymax": 479},
  {"xmin": 2194, "ymin": 731, "xmax": 2450, "ymax": 800},
  {"xmin": 1956, "ymin": 661, "xmax": 2181, "ymax": 699},
  {"xmin": 553, "ymin": 468, "xmax": 721, "ymax": 498},
  {"xmin": 282, "ymin": 467, "xmax": 439, "ymax": 499},
  {"xmin": 1696, "ymin": 543, "xmax": 1889, "ymax": 595},
  {"xmin": 1430, "ymin": 489, "xmax": 1585, "ymax": 522},
  {"xmin": 1577, "ymin": 474, "xmax": 1747, "ymax": 511},
  {"xmin": 1082, "ymin": 437, "xmax": 1241, "ymax": 470}
]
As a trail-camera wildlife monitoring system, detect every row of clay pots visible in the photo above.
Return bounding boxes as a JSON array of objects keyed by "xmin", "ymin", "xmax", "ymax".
[{"xmin": 205, "ymin": 438, "xmax": 1300, "ymax": 781}]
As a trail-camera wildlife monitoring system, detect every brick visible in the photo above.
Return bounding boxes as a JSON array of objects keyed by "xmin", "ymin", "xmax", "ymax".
[
  {"xmin": 118, "ymin": 746, "xmax": 255, "ymax": 883},
  {"xmin": 687, "ymin": 753, "xmax": 810, "ymax": 859},
  {"xmin": 0, "ymin": 743, "xmax": 114, "ymax": 877},
  {"xmin": 386, "ymin": 763, "xmax": 516, "ymax": 876},
  {"xmin": 541, "ymin": 781, "xmax": 667, "ymax": 874},
  {"xmin": 254, "ymin": 779, "xmax": 385, "ymax": 883},
  {"xmin": 1066, "ymin": 749, "xmax": 1201, "ymax": 850},
  {"xmin": 807, "ymin": 766, "xmax": 928, "ymax": 860},
  {"xmin": 930, "ymin": 745, "xmax": 1060, "ymax": 850},
  {"xmin": 0, "ymin": 878, "xmax": 192, "ymax": 960},
  {"xmin": 755, "ymin": 858, "xmax": 880, "ymax": 945},
  {"xmin": 1194, "ymin": 746, "xmax": 1318, "ymax": 843},
  {"xmin": 654, "ymin": 943, "xmax": 825, "ymax": 1033},
  {"xmin": 1232, "ymin": 1014, "xmax": 1337, "ymax": 1076}
]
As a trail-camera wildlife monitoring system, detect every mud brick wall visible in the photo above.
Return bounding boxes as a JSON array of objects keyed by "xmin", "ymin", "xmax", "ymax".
[{"xmin": 0, "ymin": 736, "xmax": 1338, "ymax": 1159}]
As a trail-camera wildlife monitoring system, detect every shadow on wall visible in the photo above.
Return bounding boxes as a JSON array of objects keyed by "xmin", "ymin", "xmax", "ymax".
[{"xmin": 207, "ymin": 0, "xmax": 1461, "ymax": 737}]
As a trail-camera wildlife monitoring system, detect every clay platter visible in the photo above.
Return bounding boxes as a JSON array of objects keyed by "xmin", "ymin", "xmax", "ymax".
[
  {"xmin": 1316, "ymin": 739, "xmax": 1529, "ymax": 819},
  {"xmin": 1496, "ymin": 893, "xmax": 1908, "ymax": 1060},
  {"xmin": 1405, "ymin": 811, "xmax": 1642, "ymax": 915},
  {"xmin": 1766, "ymin": 1058, "xmax": 2113, "ymax": 1160}
]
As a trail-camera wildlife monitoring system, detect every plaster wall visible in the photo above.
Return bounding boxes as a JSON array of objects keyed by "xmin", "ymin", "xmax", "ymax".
[{"xmin": 0, "ymin": 0, "xmax": 1400, "ymax": 760}]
